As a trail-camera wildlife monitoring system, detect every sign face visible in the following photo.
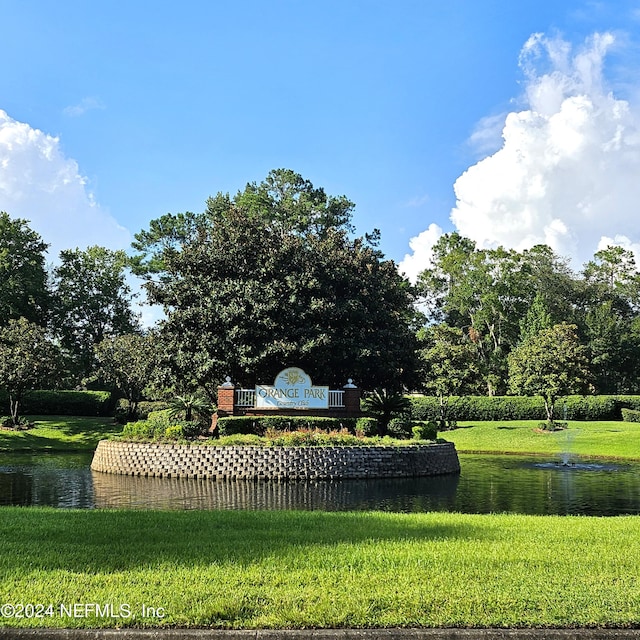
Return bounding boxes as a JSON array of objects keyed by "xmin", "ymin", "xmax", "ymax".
[{"xmin": 255, "ymin": 367, "xmax": 329, "ymax": 409}]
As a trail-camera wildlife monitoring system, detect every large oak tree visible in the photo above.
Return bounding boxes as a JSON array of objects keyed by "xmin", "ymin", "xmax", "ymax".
[{"xmin": 133, "ymin": 170, "xmax": 419, "ymax": 397}]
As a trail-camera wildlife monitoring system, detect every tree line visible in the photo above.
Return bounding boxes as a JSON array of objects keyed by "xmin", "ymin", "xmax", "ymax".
[{"xmin": 1, "ymin": 169, "xmax": 638, "ymax": 425}]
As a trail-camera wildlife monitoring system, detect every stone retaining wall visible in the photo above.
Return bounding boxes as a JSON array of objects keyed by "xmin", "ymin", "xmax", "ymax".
[{"xmin": 91, "ymin": 440, "xmax": 460, "ymax": 480}]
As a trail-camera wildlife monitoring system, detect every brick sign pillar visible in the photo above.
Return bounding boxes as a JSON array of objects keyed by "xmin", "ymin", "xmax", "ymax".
[
  {"xmin": 343, "ymin": 379, "xmax": 361, "ymax": 417},
  {"xmin": 217, "ymin": 377, "xmax": 236, "ymax": 417},
  {"xmin": 211, "ymin": 376, "xmax": 236, "ymax": 434}
]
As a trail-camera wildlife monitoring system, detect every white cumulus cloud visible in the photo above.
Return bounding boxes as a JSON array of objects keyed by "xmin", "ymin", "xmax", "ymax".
[
  {"xmin": 402, "ymin": 31, "xmax": 640, "ymax": 279},
  {"xmin": 0, "ymin": 109, "xmax": 129, "ymax": 257},
  {"xmin": 398, "ymin": 223, "xmax": 443, "ymax": 283}
]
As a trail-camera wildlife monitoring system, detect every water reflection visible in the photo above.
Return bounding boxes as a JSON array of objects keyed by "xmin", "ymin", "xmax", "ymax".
[
  {"xmin": 1, "ymin": 452, "xmax": 640, "ymax": 515},
  {"xmin": 91, "ymin": 471, "xmax": 460, "ymax": 512},
  {"xmin": 0, "ymin": 453, "xmax": 94, "ymax": 509}
]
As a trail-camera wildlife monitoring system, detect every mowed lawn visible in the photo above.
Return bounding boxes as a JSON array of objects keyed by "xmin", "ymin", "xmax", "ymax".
[
  {"xmin": 444, "ymin": 420, "xmax": 640, "ymax": 460},
  {"xmin": 1, "ymin": 508, "xmax": 640, "ymax": 629},
  {"xmin": 0, "ymin": 416, "xmax": 120, "ymax": 452}
]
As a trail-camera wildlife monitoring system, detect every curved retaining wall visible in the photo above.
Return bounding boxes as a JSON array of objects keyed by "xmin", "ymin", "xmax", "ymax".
[{"xmin": 91, "ymin": 440, "xmax": 460, "ymax": 480}]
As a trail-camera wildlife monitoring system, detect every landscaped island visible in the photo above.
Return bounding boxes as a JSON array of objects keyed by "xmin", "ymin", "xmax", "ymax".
[{"xmin": 90, "ymin": 439, "xmax": 460, "ymax": 479}]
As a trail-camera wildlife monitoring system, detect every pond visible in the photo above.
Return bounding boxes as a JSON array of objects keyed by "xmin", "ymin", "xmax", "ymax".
[{"xmin": 1, "ymin": 452, "xmax": 639, "ymax": 515}]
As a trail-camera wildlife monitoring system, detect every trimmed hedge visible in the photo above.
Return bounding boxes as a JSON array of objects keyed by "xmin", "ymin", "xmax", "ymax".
[
  {"xmin": 409, "ymin": 395, "xmax": 640, "ymax": 422},
  {"xmin": 0, "ymin": 390, "xmax": 112, "ymax": 416},
  {"xmin": 217, "ymin": 415, "xmax": 358, "ymax": 436},
  {"xmin": 621, "ymin": 408, "xmax": 640, "ymax": 423}
]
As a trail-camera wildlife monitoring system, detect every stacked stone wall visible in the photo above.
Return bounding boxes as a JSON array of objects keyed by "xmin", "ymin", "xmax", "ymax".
[{"xmin": 91, "ymin": 441, "xmax": 460, "ymax": 480}]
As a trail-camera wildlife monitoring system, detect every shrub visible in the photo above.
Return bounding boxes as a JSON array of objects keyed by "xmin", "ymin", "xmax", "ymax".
[
  {"xmin": 537, "ymin": 421, "xmax": 568, "ymax": 431},
  {"xmin": 218, "ymin": 417, "xmax": 265, "ymax": 436},
  {"xmin": 164, "ymin": 425, "xmax": 184, "ymax": 440},
  {"xmin": 214, "ymin": 434, "xmax": 266, "ymax": 446},
  {"xmin": 114, "ymin": 399, "xmax": 169, "ymax": 423},
  {"xmin": 387, "ymin": 417, "xmax": 412, "ymax": 439},
  {"xmin": 264, "ymin": 428, "xmax": 373, "ymax": 447},
  {"xmin": 168, "ymin": 394, "xmax": 213, "ymax": 422},
  {"xmin": 621, "ymin": 408, "xmax": 640, "ymax": 423},
  {"xmin": 0, "ymin": 390, "xmax": 112, "ymax": 416},
  {"xmin": 121, "ymin": 410, "xmax": 204, "ymax": 441},
  {"xmin": 355, "ymin": 416, "xmax": 378, "ymax": 437},
  {"xmin": 412, "ymin": 421, "xmax": 438, "ymax": 441},
  {"xmin": 121, "ymin": 420, "xmax": 159, "ymax": 440},
  {"xmin": 179, "ymin": 420, "xmax": 205, "ymax": 439},
  {"xmin": 217, "ymin": 415, "xmax": 358, "ymax": 437}
]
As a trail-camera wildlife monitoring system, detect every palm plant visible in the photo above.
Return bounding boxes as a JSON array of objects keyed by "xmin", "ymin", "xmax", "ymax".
[
  {"xmin": 362, "ymin": 388, "xmax": 411, "ymax": 436},
  {"xmin": 168, "ymin": 394, "xmax": 213, "ymax": 422}
]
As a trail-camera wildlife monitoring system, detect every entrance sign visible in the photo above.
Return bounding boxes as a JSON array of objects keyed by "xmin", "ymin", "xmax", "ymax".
[{"xmin": 256, "ymin": 367, "xmax": 329, "ymax": 409}]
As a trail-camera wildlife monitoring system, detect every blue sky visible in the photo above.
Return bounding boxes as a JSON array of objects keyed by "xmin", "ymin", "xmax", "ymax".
[{"xmin": 3, "ymin": 0, "xmax": 640, "ymax": 286}]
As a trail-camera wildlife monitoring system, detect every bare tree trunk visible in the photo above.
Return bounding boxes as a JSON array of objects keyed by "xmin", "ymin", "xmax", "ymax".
[
  {"xmin": 543, "ymin": 396, "xmax": 554, "ymax": 425},
  {"xmin": 9, "ymin": 393, "xmax": 20, "ymax": 427}
]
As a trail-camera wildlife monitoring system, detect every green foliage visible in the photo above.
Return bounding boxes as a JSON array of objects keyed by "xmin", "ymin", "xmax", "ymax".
[
  {"xmin": 120, "ymin": 409, "xmax": 204, "ymax": 441},
  {"xmin": 0, "ymin": 212, "xmax": 50, "ymax": 326},
  {"xmin": 114, "ymin": 399, "xmax": 169, "ymax": 423},
  {"xmin": 217, "ymin": 416, "xmax": 264, "ymax": 436},
  {"xmin": 164, "ymin": 425, "xmax": 184, "ymax": 440},
  {"xmin": 95, "ymin": 333, "xmax": 159, "ymax": 419},
  {"xmin": 0, "ymin": 318, "xmax": 60, "ymax": 425},
  {"xmin": 412, "ymin": 421, "xmax": 438, "ymax": 441},
  {"xmin": 355, "ymin": 416, "xmax": 378, "ymax": 436},
  {"xmin": 362, "ymin": 389, "xmax": 411, "ymax": 435},
  {"xmin": 168, "ymin": 394, "xmax": 213, "ymax": 422},
  {"xmin": 233, "ymin": 168, "xmax": 356, "ymax": 237},
  {"xmin": 583, "ymin": 244, "xmax": 640, "ymax": 305},
  {"xmin": 621, "ymin": 408, "xmax": 640, "ymax": 423},
  {"xmin": 217, "ymin": 415, "xmax": 358, "ymax": 437},
  {"xmin": 264, "ymin": 428, "xmax": 364, "ymax": 447},
  {"xmin": 135, "ymin": 170, "xmax": 419, "ymax": 393},
  {"xmin": 386, "ymin": 417, "xmax": 412, "ymax": 438},
  {"xmin": 518, "ymin": 292, "xmax": 553, "ymax": 343},
  {"xmin": 14, "ymin": 390, "xmax": 112, "ymax": 416},
  {"xmin": 409, "ymin": 395, "xmax": 628, "ymax": 422},
  {"xmin": 537, "ymin": 421, "xmax": 568, "ymax": 431},
  {"xmin": 51, "ymin": 246, "xmax": 140, "ymax": 382},
  {"xmin": 418, "ymin": 323, "xmax": 481, "ymax": 428},
  {"xmin": 417, "ymin": 236, "xmax": 564, "ymax": 395},
  {"xmin": 508, "ymin": 323, "xmax": 591, "ymax": 422},
  {"xmin": 214, "ymin": 433, "xmax": 266, "ymax": 446},
  {"xmin": 616, "ymin": 396, "xmax": 640, "ymax": 412},
  {"xmin": 164, "ymin": 421, "xmax": 203, "ymax": 440}
]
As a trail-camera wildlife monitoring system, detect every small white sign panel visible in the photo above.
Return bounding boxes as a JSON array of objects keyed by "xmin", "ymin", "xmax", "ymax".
[{"xmin": 255, "ymin": 367, "xmax": 329, "ymax": 409}]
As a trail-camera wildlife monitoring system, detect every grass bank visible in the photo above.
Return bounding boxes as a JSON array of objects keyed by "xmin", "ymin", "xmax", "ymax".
[
  {"xmin": 0, "ymin": 508, "xmax": 639, "ymax": 629},
  {"xmin": 444, "ymin": 420, "xmax": 640, "ymax": 460},
  {"xmin": 0, "ymin": 416, "xmax": 121, "ymax": 452}
]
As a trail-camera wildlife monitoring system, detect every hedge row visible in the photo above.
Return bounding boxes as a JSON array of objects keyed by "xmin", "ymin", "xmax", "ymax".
[
  {"xmin": 216, "ymin": 415, "xmax": 439, "ymax": 440},
  {"xmin": 217, "ymin": 415, "xmax": 360, "ymax": 436},
  {"xmin": 409, "ymin": 395, "xmax": 640, "ymax": 422},
  {"xmin": 0, "ymin": 390, "xmax": 112, "ymax": 416}
]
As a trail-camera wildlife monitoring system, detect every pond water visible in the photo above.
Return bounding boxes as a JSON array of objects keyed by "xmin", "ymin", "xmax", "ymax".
[{"xmin": 1, "ymin": 452, "xmax": 639, "ymax": 516}]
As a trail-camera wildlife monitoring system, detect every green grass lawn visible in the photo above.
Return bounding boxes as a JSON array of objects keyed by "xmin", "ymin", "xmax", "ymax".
[
  {"xmin": 0, "ymin": 416, "xmax": 121, "ymax": 452},
  {"xmin": 0, "ymin": 508, "xmax": 639, "ymax": 629},
  {"xmin": 444, "ymin": 420, "xmax": 640, "ymax": 460}
]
